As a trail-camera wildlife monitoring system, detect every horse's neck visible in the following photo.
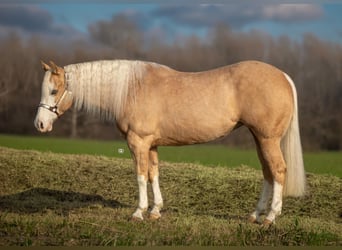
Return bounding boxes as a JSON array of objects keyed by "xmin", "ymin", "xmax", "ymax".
[{"xmin": 66, "ymin": 60, "xmax": 146, "ymax": 121}]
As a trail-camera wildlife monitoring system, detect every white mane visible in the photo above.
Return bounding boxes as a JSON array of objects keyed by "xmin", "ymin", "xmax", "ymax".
[{"xmin": 64, "ymin": 60, "xmax": 155, "ymax": 121}]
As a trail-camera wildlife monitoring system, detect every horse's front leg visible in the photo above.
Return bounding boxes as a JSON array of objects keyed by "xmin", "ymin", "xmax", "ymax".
[
  {"xmin": 149, "ymin": 147, "xmax": 163, "ymax": 220},
  {"xmin": 127, "ymin": 131, "xmax": 151, "ymax": 221}
]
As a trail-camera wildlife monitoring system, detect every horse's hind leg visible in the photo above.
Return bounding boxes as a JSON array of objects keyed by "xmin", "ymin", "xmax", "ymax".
[
  {"xmin": 148, "ymin": 147, "xmax": 163, "ymax": 220},
  {"xmin": 251, "ymin": 136, "xmax": 286, "ymax": 225},
  {"xmin": 249, "ymin": 135, "xmax": 273, "ymax": 224}
]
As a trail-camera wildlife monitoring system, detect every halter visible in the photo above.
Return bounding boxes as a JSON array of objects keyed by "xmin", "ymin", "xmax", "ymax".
[{"xmin": 38, "ymin": 89, "xmax": 71, "ymax": 118}]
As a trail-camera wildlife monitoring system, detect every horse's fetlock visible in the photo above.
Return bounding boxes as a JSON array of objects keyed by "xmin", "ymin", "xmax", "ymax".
[{"xmin": 132, "ymin": 207, "xmax": 147, "ymax": 221}]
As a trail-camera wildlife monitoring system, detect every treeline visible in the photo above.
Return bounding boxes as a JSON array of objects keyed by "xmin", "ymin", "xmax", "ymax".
[{"xmin": 0, "ymin": 16, "xmax": 341, "ymax": 150}]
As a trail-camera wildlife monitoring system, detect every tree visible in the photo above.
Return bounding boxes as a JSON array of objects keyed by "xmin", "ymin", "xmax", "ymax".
[{"xmin": 88, "ymin": 14, "xmax": 144, "ymax": 59}]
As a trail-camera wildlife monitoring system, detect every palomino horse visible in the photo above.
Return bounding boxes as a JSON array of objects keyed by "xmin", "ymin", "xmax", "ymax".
[{"xmin": 34, "ymin": 60, "xmax": 305, "ymax": 225}]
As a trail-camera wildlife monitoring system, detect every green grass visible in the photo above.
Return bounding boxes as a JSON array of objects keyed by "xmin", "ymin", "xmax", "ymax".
[
  {"xmin": 0, "ymin": 134, "xmax": 341, "ymax": 177},
  {"xmin": 0, "ymin": 146, "xmax": 341, "ymax": 246}
]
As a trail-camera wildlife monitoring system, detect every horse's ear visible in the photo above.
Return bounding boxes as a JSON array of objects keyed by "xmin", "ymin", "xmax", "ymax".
[
  {"xmin": 41, "ymin": 61, "xmax": 51, "ymax": 71},
  {"xmin": 49, "ymin": 61, "xmax": 60, "ymax": 75}
]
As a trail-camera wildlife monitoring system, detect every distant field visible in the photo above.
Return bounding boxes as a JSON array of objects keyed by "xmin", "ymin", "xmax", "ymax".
[
  {"xmin": 0, "ymin": 134, "xmax": 341, "ymax": 177},
  {"xmin": 0, "ymin": 146, "xmax": 341, "ymax": 246}
]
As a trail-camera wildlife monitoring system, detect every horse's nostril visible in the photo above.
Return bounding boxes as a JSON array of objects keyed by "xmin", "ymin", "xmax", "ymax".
[{"xmin": 39, "ymin": 122, "xmax": 44, "ymax": 130}]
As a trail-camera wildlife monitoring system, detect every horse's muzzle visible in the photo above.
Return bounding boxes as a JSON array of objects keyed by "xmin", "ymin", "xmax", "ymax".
[{"xmin": 34, "ymin": 117, "xmax": 53, "ymax": 133}]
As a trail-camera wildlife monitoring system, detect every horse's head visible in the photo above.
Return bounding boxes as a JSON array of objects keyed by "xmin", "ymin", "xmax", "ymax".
[{"xmin": 34, "ymin": 61, "xmax": 73, "ymax": 133}]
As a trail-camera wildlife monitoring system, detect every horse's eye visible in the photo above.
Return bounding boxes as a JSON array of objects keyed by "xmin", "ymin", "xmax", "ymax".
[{"xmin": 51, "ymin": 89, "xmax": 58, "ymax": 95}]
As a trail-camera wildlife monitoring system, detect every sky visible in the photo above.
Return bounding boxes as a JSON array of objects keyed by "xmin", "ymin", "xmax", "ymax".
[{"xmin": 0, "ymin": 3, "xmax": 342, "ymax": 45}]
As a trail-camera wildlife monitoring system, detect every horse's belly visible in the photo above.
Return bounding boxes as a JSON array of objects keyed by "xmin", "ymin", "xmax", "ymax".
[{"xmin": 155, "ymin": 116, "xmax": 237, "ymax": 146}]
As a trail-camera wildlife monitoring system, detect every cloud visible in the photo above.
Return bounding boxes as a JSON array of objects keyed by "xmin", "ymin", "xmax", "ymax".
[
  {"xmin": 262, "ymin": 4, "xmax": 323, "ymax": 22},
  {"xmin": 151, "ymin": 4, "xmax": 324, "ymax": 29},
  {"xmin": 0, "ymin": 5, "xmax": 53, "ymax": 32},
  {"xmin": 0, "ymin": 4, "xmax": 84, "ymax": 40}
]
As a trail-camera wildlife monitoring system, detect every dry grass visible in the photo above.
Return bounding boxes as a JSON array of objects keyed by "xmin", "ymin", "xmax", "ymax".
[{"xmin": 0, "ymin": 146, "xmax": 341, "ymax": 246}]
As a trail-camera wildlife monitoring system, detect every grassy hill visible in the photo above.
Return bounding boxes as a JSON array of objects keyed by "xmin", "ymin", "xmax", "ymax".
[
  {"xmin": 0, "ymin": 134, "xmax": 341, "ymax": 177},
  {"xmin": 0, "ymin": 146, "xmax": 341, "ymax": 246}
]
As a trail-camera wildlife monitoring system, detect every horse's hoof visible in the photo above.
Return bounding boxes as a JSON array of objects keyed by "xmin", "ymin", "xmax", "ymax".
[
  {"xmin": 248, "ymin": 215, "xmax": 257, "ymax": 224},
  {"xmin": 131, "ymin": 215, "xmax": 144, "ymax": 222},
  {"xmin": 149, "ymin": 212, "xmax": 161, "ymax": 221},
  {"xmin": 261, "ymin": 219, "xmax": 273, "ymax": 228}
]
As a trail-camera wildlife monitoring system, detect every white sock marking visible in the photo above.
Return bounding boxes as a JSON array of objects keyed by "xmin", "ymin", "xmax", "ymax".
[
  {"xmin": 152, "ymin": 175, "xmax": 163, "ymax": 207},
  {"xmin": 257, "ymin": 180, "xmax": 272, "ymax": 213},
  {"xmin": 266, "ymin": 181, "xmax": 283, "ymax": 222},
  {"xmin": 133, "ymin": 175, "xmax": 148, "ymax": 220},
  {"xmin": 251, "ymin": 180, "xmax": 272, "ymax": 222},
  {"xmin": 150, "ymin": 175, "xmax": 163, "ymax": 217}
]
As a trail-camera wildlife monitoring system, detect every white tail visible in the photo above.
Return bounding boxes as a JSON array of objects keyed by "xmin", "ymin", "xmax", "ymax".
[{"xmin": 281, "ymin": 73, "xmax": 306, "ymax": 197}]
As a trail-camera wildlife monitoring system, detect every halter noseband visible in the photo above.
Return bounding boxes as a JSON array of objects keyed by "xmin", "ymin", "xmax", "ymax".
[
  {"xmin": 38, "ymin": 90, "xmax": 69, "ymax": 118},
  {"xmin": 38, "ymin": 103, "xmax": 60, "ymax": 116}
]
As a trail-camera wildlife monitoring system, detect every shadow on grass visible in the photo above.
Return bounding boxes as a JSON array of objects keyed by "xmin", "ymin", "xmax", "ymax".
[{"xmin": 0, "ymin": 187, "xmax": 129, "ymax": 215}]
